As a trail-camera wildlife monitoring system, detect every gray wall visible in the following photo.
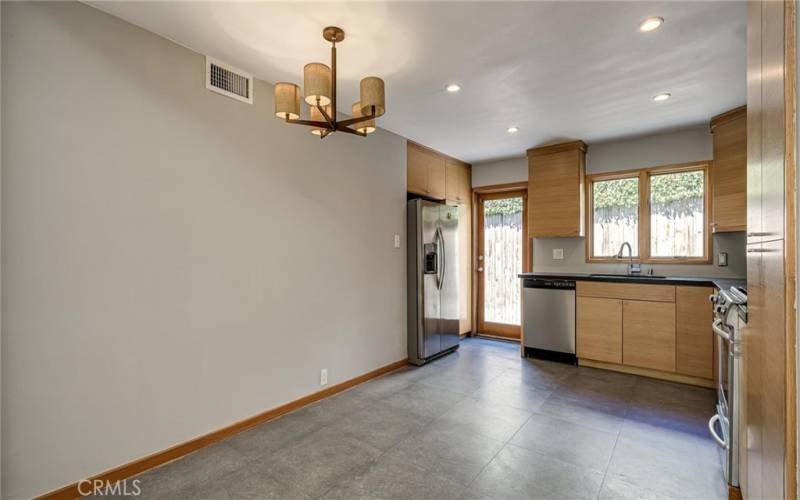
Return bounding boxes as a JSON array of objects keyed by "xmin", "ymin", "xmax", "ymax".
[
  {"xmin": 533, "ymin": 233, "xmax": 747, "ymax": 278},
  {"xmin": 2, "ymin": 2, "xmax": 407, "ymax": 498},
  {"xmin": 471, "ymin": 156, "xmax": 527, "ymax": 187},
  {"xmin": 472, "ymin": 127, "xmax": 745, "ymax": 278}
]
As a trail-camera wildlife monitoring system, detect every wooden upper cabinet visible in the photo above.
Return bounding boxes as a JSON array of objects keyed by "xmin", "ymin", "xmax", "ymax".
[
  {"xmin": 527, "ymin": 141, "xmax": 586, "ymax": 238},
  {"xmin": 676, "ymin": 286, "xmax": 714, "ymax": 379},
  {"xmin": 710, "ymin": 106, "xmax": 747, "ymax": 233},
  {"xmin": 407, "ymin": 142, "xmax": 446, "ymax": 199},
  {"xmin": 407, "ymin": 142, "xmax": 466, "ymax": 201},
  {"xmin": 407, "ymin": 143, "xmax": 431, "ymax": 195},
  {"xmin": 446, "ymin": 159, "xmax": 472, "ymax": 205}
]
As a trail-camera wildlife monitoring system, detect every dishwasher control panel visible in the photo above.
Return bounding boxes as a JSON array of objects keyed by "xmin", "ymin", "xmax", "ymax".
[{"xmin": 523, "ymin": 279, "xmax": 576, "ymax": 290}]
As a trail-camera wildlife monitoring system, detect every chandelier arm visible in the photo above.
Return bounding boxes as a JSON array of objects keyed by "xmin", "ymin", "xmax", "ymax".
[
  {"xmin": 337, "ymin": 109, "xmax": 377, "ymax": 128},
  {"xmin": 285, "ymin": 118, "xmax": 333, "ymax": 129},
  {"xmin": 319, "ymin": 128, "xmax": 332, "ymax": 139},
  {"xmin": 316, "ymin": 104, "xmax": 335, "ymax": 128},
  {"xmin": 336, "ymin": 124, "xmax": 367, "ymax": 137}
]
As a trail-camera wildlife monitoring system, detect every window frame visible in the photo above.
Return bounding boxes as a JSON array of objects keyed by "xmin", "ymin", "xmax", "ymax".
[{"xmin": 585, "ymin": 161, "xmax": 711, "ymax": 265}]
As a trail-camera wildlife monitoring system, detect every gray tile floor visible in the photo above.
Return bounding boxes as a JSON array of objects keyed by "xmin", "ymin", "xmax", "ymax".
[{"xmin": 127, "ymin": 338, "xmax": 727, "ymax": 500}]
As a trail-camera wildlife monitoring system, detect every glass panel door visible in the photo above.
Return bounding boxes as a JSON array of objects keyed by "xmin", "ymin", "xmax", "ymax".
[{"xmin": 477, "ymin": 191, "xmax": 527, "ymax": 339}]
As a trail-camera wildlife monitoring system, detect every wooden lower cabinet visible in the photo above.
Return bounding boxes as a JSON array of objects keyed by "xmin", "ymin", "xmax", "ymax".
[
  {"xmin": 676, "ymin": 286, "xmax": 714, "ymax": 379},
  {"xmin": 576, "ymin": 297, "xmax": 622, "ymax": 363},
  {"xmin": 622, "ymin": 300, "xmax": 677, "ymax": 372},
  {"xmin": 576, "ymin": 282, "xmax": 714, "ymax": 385}
]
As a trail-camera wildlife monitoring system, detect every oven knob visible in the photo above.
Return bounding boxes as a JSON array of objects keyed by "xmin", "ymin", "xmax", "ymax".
[{"xmin": 709, "ymin": 294, "xmax": 719, "ymax": 304}]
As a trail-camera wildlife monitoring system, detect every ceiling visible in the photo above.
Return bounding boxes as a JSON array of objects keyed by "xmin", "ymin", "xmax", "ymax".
[{"xmin": 87, "ymin": 1, "xmax": 746, "ymax": 163}]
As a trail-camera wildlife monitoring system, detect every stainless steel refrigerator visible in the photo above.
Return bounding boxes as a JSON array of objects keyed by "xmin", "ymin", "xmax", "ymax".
[{"xmin": 407, "ymin": 199, "xmax": 460, "ymax": 365}]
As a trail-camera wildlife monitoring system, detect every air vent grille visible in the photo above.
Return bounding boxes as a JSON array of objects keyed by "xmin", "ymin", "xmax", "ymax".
[{"xmin": 205, "ymin": 57, "xmax": 253, "ymax": 104}]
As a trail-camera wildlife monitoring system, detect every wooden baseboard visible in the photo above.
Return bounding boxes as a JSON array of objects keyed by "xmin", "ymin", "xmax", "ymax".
[
  {"xmin": 579, "ymin": 359, "xmax": 715, "ymax": 388},
  {"xmin": 38, "ymin": 358, "xmax": 409, "ymax": 500}
]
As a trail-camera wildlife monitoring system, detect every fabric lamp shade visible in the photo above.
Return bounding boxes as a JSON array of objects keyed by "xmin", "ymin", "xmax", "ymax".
[
  {"xmin": 310, "ymin": 105, "xmax": 332, "ymax": 135},
  {"xmin": 274, "ymin": 82, "xmax": 300, "ymax": 119},
  {"xmin": 304, "ymin": 63, "xmax": 332, "ymax": 106},
  {"xmin": 351, "ymin": 102, "xmax": 376, "ymax": 134},
  {"xmin": 359, "ymin": 77, "xmax": 385, "ymax": 117}
]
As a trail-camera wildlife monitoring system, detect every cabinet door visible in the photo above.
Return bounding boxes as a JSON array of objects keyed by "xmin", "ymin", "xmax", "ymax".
[
  {"xmin": 711, "ymin": 112, "xmax": 747, "ymax": 232},
  {"xmin": 760, "ymin": 0, "xmax": 785, "ymax": 243},
  {"xmin": 457, "ymin": 202, "xmax": 472, "ymax": 334},
  {"xmin": 676, "ymin": 286, "xmax": 714, "ymax": 379},
  {"xmin": 746, "ymin": 1, "xmax": 762, "ymax": 245},
  {"xmin": 445, "ymin": 159, "xmax": 461, "ymax": 202},
  {"xmin": 428, "ymin": 154, "xmax": 446, "ymax": 200},
  {"xmin": 745, "ymin": 238, "xmax": 786, "ymax": 500},
  {"xmin": 622, "ymin": 300, "xmax": 676, "ymax": 372},
  {"xmin": 460, "ymin": 164, "xmax": 472, "ymax": 203},
  {"xmin": 576, "ymin": 297, "xmax": 622, "ymax": 363},
  {"xmin": 528, "ymin": 149, "xmax": 584, "ymax": 237},
  {"xmin": 407, "ymin": 144, "xmax": 429, "ymax": 195}
]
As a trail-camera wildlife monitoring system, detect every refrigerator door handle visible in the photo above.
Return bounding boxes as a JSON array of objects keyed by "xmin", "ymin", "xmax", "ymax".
[{"xmin": 436, "ymin": 226, "xmax": 446, "ymax": 290}]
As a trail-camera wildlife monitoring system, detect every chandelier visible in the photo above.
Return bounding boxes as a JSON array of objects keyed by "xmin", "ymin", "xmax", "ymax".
[{"xmin": 274, "ymin": 26, "xmax": 385, "ymax": 139}]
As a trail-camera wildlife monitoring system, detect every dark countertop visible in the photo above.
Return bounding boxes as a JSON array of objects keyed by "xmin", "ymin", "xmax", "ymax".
[{"xmin": 517, "ymin": 272, "xmax": 746, "ymax": 291}]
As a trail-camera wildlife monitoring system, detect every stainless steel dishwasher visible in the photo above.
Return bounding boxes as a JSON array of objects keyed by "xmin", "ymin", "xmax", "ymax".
[{"xmin": 522, "ymin": 278, "xmax": 576, "ymax": 363}]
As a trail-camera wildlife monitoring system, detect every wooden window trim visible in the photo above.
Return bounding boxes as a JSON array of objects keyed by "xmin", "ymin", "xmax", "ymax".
[{"xmin": 585, "ymin": 161, "xmax": 712, "ymax": 265}]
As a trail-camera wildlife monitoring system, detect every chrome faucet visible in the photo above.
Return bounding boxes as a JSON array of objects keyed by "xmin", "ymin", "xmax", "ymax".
[{"xmin": 616, "ymin": 242, "xmax": 641, "ymax": 276}]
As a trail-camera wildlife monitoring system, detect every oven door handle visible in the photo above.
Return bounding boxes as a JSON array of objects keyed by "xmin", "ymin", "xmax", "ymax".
[
  {"xmin": 712, "ymin": 319, "xmax": 732, "ymax": 342},
  {"xmin": 708, "ymin": 414, "xmax": 728, "ymax": 449}
]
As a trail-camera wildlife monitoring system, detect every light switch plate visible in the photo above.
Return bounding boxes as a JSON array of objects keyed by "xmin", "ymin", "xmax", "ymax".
[
  {"xmin": 553, "ymin": 248, "xmax": 564, "ymax": 260},
  {"xmin": 394, "ymin": 234, "xmax": 401, "ymax": 249},
  {"xmin": 718, "ymin": 252, "xmax": 728, "ymax": 267}
]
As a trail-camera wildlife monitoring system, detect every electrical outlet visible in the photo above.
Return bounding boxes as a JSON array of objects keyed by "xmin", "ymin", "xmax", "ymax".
[
  {"xmin": 553, "ymin": 248, "xmax": 564, "ymax": 260},
  {"xmin": 320, "ymin": 369, "xmax": 328, "ymax": 386},
  {"xmin": 394, "ymin": 234, "xmax": 401, "ymax": 249},
  {"xmin": 718, "ymin": 252, "xmax": 728, "ymax": 267}
]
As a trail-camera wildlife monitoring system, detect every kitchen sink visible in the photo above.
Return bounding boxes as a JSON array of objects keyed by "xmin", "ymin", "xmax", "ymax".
[{"xmin": 589, "ymin": 273, "xmax": 668, "ymax": 279}]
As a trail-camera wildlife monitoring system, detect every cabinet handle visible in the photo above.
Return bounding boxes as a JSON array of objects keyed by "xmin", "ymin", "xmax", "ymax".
[
  {"xmin": 747, "ymin": 248, "xmax": 774, "ymax": 253},
  {"xmin": 747, "ymin": 232, "xmax": 773, "ymax": 237}
]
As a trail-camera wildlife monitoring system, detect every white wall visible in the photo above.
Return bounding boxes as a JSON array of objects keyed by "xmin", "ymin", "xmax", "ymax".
[
  {"xmin": 471, "ymin": 127, "xmax": 744, "ymax": 278},
  {"xmin": 1, "ymin": 3, "xmax": 407, "ymax": 498}
]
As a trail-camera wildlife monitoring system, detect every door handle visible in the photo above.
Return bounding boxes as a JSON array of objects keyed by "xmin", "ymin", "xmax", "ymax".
[
  {"xmin": 439, "ymin": 227, "xmax": 446, "ymax": 290},
  {"xmin": 712, "ymin": 319, "xmax": 732, "ymax": 342},
  {"xmin": 708, "ymin": 414, "xmax": 727, "ymax": 449},
  {"xmin": 477, "ymin": 267, "xmax": 484, "ymax": 272}
]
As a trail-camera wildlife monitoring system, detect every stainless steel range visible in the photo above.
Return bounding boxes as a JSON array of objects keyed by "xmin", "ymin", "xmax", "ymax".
[{"xmin": 708, "ymin": 286, "xmax": 747, "ymax": 488}]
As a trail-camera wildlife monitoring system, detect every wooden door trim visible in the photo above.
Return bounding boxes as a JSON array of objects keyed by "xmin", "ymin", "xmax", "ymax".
[
  {"xmin": 474, "ymin": 187, "xmax": 529, "ymax": 340},
  {"xmin": 784, "ymin": 1, "xmax": 797, "ymax": 497}
]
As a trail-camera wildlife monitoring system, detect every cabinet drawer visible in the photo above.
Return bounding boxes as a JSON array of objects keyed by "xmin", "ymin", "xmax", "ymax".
[{"xmin": 576, "ymin": 281, "xmax": 675, "ymax": 302}]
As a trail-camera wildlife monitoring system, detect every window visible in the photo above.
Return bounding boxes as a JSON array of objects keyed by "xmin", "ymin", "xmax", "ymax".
[
  {"xmin": 591, "ymin": 176, "xmax": 639, "ymax": 257},
  {"xmin": 586, "ymin": 163, "xmax": 710, "ymax": 263},
  {"xmin": 649, "ymin": 170, "xmax": 705, "ymax": 258}
]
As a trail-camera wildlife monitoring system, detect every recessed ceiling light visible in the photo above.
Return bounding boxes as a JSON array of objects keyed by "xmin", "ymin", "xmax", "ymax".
[
  {"xmin": 653, "ymin": 92, "xmax": 671, "ymax": 102},
  {"xmin": 507, "ymin": 126, "xmax": 519, "ymax": 133},
  {"xmin": 446, "ymin": 83, "xmax": 461, "ymax": 93},
  {"xmin": 639, "ymin": 17, "xmax": 664, "ymax": 32}
]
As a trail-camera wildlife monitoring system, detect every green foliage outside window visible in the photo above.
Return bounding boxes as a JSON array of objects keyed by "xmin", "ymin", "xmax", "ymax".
[
  {"xmin": 593, "ymin": 170, "xmax": 703, "ymax": 220},
  {"xmin": 484, "ymin": 197, "xmax": 523, "ymax": 216}
]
